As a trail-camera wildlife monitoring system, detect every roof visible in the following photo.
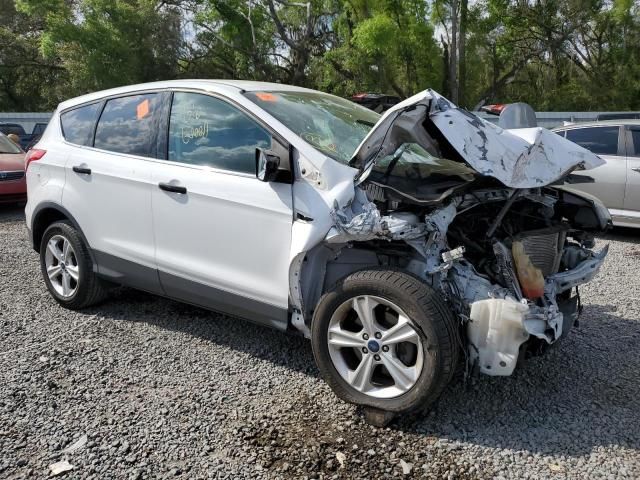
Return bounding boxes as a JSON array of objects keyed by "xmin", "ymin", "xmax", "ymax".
[
  {"xmin": 58, "ymin": 79, "xmax": 318, "ymax": 110},
  {"xmin": 553, "ymin": 119, "xmax": 640, "ymax": 130}
]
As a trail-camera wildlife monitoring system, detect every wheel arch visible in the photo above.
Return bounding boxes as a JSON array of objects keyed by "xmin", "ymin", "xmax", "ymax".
[
  {"xmin": 297, "ymin": 241, "xmax": 416, "ymax": 329},
  {"xmin": 31, "ymin": 203, "xmax": 96, "ymax": 265}
]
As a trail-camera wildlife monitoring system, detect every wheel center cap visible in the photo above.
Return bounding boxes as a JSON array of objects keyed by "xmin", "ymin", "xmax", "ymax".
[
  {"xmin": 60, "ymin": 263, "xmax": 66, "ymax": 271},
  {"xmin": 367, "ymin": 340, "xmax": 380, "ymax": 353}
]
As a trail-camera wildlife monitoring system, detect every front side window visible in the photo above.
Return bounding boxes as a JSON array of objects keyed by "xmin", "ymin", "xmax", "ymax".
[
  {"xmin": 244, "ymin": 90, "xmax": 380, "ymax": 164},
  {"xmin": 60, "ymin": 103, "xmax": 101, "ymax": 146},
  {"xmin": 168, "ymin": 92, "xmax": 271, "ymax": 174},
  {"xmin": 94, "ymin": 94, "xmax": 162, "ymax": 157},
  {"xmin": 566, "ymin": 126, "xmax": 619, "ymax": 156}
]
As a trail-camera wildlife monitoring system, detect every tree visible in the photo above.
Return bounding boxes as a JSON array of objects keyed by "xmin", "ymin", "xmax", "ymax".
[{"xmin": 16, "ymin": 0, "xmax": 185, "ymax": 97}]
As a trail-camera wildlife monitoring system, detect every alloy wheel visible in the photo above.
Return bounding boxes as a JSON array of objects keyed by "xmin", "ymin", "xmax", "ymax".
[
  {"xmin": 327, "ymin": 295, "xmax": 425, "ymax": 399},
  {"xmin": 44, "ymin": 234, "xmax": 80, "ymax": 298}
]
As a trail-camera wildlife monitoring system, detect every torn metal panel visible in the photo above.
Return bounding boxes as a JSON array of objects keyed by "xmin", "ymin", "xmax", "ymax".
[
  {"xmin": 351, "ymin": 88, "xmax": 605, "ymax": 188},
  {"xmin": 545, "ymin": 245, "xmax": 608, "ymax": 296},
  {"xmin": 326, "ymin": 188, "xmax": 426, "ymax": 244}
]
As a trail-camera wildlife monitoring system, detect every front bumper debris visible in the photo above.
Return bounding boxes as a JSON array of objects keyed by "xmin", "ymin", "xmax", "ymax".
[{"xmin": 466, "ymin": 246, "xmax": 608, "ymax": 376}]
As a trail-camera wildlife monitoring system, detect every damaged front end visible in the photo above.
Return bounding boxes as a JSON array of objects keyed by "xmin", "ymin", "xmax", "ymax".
[
  {"xmin": 324, "ymin": 90, "xmax": 610, "ymax": 377},
  {"xmin": 330, "ymin": 186, "xmax": 609, "ymax": 376}
]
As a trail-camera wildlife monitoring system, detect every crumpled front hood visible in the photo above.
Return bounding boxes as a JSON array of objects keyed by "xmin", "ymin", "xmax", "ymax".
[{"xmin": 351, "ymin": 89, "xmax": 604, "ymax": 188}]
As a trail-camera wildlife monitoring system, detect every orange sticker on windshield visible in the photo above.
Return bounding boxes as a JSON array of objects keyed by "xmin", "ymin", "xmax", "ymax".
[
  {"xmin": 255, "ymin": 92, "xmax": 277, "ymax": 102},
  {"xmin": 136, "ymin": 99, "xmax": 150, "ymax": 119}
]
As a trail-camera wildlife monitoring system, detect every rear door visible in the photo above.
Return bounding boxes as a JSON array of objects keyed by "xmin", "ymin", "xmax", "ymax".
[
  {"xmin": 61, "ymin": 92, "xmax": 165, "ymax": 294},
  {"xmin": 564, "ymin": 125, "xmax": 627, "ymax": 209},
  {"xmin": 151, "ymin": 91, "xmax": 294, "ymax": 327},
  {"xmin": 623, "ymin": 126, "xmax": 640, "ymax": 223}
]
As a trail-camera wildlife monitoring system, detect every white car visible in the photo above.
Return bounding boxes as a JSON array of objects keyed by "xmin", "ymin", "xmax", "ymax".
[
  {"xmin": 553, "ymin": 120, "xmax": 640, "ymax": 228},
  {"xmin": 25, "ymin": 81, "xmax": 610, "ymax": 422}
]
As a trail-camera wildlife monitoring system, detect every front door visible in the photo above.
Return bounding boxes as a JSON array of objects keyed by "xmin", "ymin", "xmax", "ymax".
[{"xmin": 151, "ymin": 91, "xmax": 294, "ymax": 328}]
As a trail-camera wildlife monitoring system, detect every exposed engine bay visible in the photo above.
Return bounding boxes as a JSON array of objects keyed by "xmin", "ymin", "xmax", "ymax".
[
  {"xmin": 324, "ymin": 184, "xmax": 609, "ymax": 376},
  {"xmin": 289, "ymin": 88, "xmax": 610, "ymax": 378}
]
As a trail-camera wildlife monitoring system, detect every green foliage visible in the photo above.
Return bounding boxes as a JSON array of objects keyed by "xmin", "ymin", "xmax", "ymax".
[{"xmin": 1, "ymin": 0, "xmax": 640, "ymax": 112}]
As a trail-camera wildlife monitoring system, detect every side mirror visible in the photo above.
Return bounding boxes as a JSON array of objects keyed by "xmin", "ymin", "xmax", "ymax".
[{"xmin": 256, "ymin": 148, "xmax": 281, "ymax": 182}]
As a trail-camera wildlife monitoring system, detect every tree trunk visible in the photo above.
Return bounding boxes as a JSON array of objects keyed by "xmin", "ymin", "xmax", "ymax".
[
  {"xmin": 458, "ymin": 0, "xmax": 468, "ymax": 107},
  {"xmin": 441, "ymin": 36, "xmax": 450, "ymax": 98},
  {"xmin": 449, "ymin": 0, "xmax": 459, "ymax": 104}
]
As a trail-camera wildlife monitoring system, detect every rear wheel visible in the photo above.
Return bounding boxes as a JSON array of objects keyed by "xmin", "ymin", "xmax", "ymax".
[
  {"xmin": 40, "ymin": 221, "xmax": 108, "ymax": 309},
  {"xmin": 311, "ymin": 269, "xmax": 459, "ymax": 414}
]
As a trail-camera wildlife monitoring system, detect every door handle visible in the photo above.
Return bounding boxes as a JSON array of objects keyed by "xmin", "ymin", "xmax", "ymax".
[
  {"xmin": 72, "ymin": 165, "xmax": 91, "ymax": 175},
  {"xmin": 632, "ymin": 167, "xmax": 640, "ymax": 173},
  {"xmin": 158, "ymin": 182, "xmax": 187, "ymax": 194}
]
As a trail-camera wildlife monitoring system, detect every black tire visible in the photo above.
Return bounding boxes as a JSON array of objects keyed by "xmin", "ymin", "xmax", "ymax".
[
  {"xmin": 311, "ymin": 269, "xmax": 460, "ymax": 414},
  {"xmin": 40, "ymin": 220, "xmax": 108, "ymax": 309}
]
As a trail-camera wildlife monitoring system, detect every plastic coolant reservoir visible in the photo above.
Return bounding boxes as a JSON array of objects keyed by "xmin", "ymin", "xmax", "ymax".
[{"xmin": 467, "ymin": 298, "xmax": 530, "ymax": 376}]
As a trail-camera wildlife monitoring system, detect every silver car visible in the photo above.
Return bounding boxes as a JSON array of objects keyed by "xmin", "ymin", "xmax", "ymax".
[{"xmin": 554, "ymin": 120, "xmax": 640, "ymax": 228}]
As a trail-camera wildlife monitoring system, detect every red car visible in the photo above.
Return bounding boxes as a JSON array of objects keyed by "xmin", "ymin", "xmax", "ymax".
[{"xmin": 0, "ymin": 132, "xmax": 27, "ymax": 204}]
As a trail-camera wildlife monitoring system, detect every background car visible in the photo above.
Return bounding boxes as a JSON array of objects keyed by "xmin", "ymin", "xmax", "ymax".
[
  {"xmin": 0, "ymin": 132, "xmax": 27, "ymax": 204},
  {"xmin": 351, "ymin": 93, "xmax": 401, "ymax": 112},
  {"xmin": 0, "ymin": 122, "xmax": 48, "ymax": 151},
  {"xmin": 553, "ymin": 120, "xmax": 640, "ymax": 228}
]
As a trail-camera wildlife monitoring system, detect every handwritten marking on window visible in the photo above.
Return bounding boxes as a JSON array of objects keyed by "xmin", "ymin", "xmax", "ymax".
[{"xmin": 181, "ymin": 122, "xmax": 209, "ymax": 144}]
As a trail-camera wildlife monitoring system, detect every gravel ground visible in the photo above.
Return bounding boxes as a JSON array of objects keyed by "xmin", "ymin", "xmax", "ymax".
[{"xmin": 1, "ymin": 204, "xmax": 639, "ymax": 480}]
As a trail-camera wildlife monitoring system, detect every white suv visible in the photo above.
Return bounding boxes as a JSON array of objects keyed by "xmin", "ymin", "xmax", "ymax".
[{"xmin": 26, "ymin": 81, "xmax": 610, "ymax": 422}]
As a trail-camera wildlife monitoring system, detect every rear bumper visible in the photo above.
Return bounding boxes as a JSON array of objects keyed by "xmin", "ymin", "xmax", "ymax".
[
  {"xmin": 0, "ymin": 178, "xmax": 27, "ymax": 201},
  {"xmin": 0, "ymin": 193, "xmax": 27, "ymax": 204}
]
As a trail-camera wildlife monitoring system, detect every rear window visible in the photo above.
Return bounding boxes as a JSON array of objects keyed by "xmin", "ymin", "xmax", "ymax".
[
  {"xmin": 94, "ymin": 94, "xmax": 162, "ymax": 157},
  {"xmin": 61, "ymin": 103, "xmax": 101, "ymax": 146},
  {"xmin": 0, "ymin": 124, "xmax": 25, "ymax": 136},
  {"xmin": 0, "ymin": 134, "xmax": 22, "ymax": 154},
  {"xmin": 565, "ymin": 126, "xmax": 619, "ymax": 155}
]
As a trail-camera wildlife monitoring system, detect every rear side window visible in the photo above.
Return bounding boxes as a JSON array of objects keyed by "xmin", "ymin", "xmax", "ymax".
[
  {"xmin": 60, "ymin": 103, "xmax": 101, "ymax": 146},
  {"xmin": 565, "ymin": 126, "xmax": 619, "ymax": 155},
  {"xmin": 168, "ymin": 92, "xmax": 271, "ymax": 173},
  {"xmin": 94, "ymin": 94, "xmax": 162, "ymax": 157}
]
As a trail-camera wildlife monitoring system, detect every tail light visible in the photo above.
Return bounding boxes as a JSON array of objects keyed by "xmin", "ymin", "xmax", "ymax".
[{"xmin": 25, "ymin": 149, "xmax": 46, "ymax": 171}]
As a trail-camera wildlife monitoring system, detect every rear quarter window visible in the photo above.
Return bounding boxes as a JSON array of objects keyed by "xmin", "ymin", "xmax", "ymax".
[
  {"xmin": 60, "ymin": 103, "xmax": 101, "ymax": 146},
  {"xmin": 565, "ymin": 126, "xmax": 620, "ymax": 155}
]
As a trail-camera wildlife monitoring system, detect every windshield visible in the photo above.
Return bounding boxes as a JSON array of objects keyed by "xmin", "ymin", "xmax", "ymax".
[
  {"xmin": 0, "ymin": 134, "xmax": 22, "ymax": 154},
  {"xmin": 245, "ymin": 90, "xmax": 380, "ymax": 164}
]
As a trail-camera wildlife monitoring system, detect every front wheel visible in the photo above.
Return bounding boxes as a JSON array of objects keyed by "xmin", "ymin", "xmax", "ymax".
[{"xmin": 311, "ymin": 269, "xmax": 460, "ymax": 414}]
